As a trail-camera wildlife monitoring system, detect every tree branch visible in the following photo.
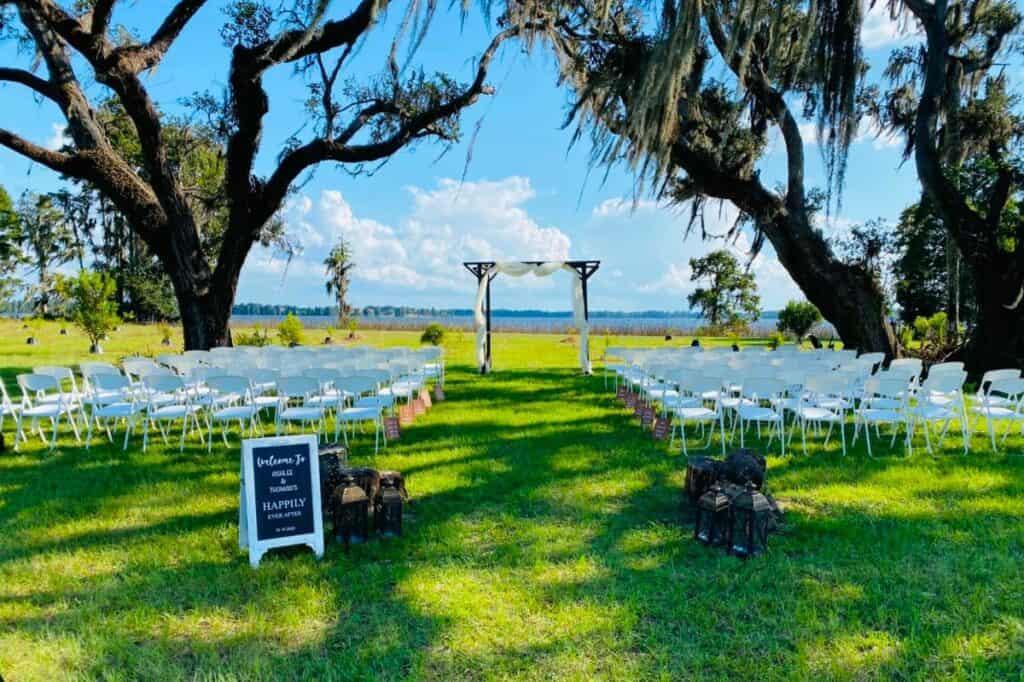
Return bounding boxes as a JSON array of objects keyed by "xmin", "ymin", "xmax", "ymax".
[
  {"xmin": 702, "ymin": 3, "xmax": 806, "ymax": 211},
  {"xmin": 0, "ymin": 127, "xmax": 76, "ymax": 172},
  {"xmin": 115, "ymin": 0, "xmax": 208, "ymax": 72},
  {"xmin": 27, "ymin": 0, "xmax": 102, "ymax": 60},
  {"xmin": 0, "ymin": 67, "xmax": 59, "ymax": 101},
  {"xmin": 247, "ymin": 0, "xmax": 388, "ymax": 68},
  {"xmin": 90, "ymin": 0, "xmax": 116, "ymax": 37},
  {"xmin": 259, "ymin": 27, "xmax": 518, "ymax": 221}
]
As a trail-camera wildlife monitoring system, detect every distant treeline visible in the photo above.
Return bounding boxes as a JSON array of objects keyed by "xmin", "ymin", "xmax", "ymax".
[{"xmin": 231, "ymin": 303, "xmax": 784, "ymax": 318}]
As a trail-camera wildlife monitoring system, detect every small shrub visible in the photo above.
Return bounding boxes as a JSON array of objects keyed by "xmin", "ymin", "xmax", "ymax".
[
  {"xmin": 777, "ymin": 300, "xmax": 822, "ymax": 341},
  {"xmin": 277, "ymin": 314, "xmax": 304, "ymax": 346},
  {"xmin": 347, "ymin": 318, "xmax": 359, "ymax": 338},
  {"xmin": 157, "ymin": 321, "xmax": 174, "ymax": 346},
  {"xmin": 913, "ymin": 312, "xmax": 948, "ymax": 346},
  {"xmin": 898, "ymin": 325, "xmax": 914, "ymax": 350},
  {"xmin": 768, "ymin": 331, "xmax": 787, "ymax": 349},
  {"xmin": 420, "ymin": 323, "xmax": 445, "ymax": 346},
  {"xmin": 59, "ymin": 270, "xmax": 120, "ymax": 353},
  {"xmin": 236, "ymin": 324, "xmax": 271, "ymax": 347}
]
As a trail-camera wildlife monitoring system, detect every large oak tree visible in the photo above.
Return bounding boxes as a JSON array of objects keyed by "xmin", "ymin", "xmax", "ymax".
[
  {"xmin": 880, "ymin": 0, "xmax": 1023, "ymax": 373},
  {"xmin": 532, "ymin": 0, "xmax": 898, "ymax": 355},
  {"xmin": 0, "ymin": 0, "xmax": 528, "ymax": 348}
]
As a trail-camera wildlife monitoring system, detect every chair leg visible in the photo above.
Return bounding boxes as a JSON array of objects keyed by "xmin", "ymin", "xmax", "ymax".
[
  {"xmin": 67, "ymin": 413, "xmax": 81, "ymax": 444},
  {"xmin": 839, "ymin": 417, "xmax": 847, "ymax": 456},
  {"xmin": 718, "ymin": 417, "xmax": 726, "ymax": 455},
  {"xmin": 49, "ymin": 414, "xmax": 61, "ymax": 451},
  {"xmin": 122, "ymin": 416, "xmax": 133, "ymax": 451}
]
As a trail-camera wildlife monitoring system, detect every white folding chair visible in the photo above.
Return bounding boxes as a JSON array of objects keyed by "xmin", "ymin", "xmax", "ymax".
[
  {"xmin": 928, "ymin": 362, "xmax": 965, "ymax": 375},
  {"xmin": 303, "ymin": 368, "xmax": 348, "ymax": 414},
  {"xmin": 857, "ymin": 352, "xmax": 886, "ymax": 374},
  {"xmin": 80, "ymin": 364, "xmax": 124, "ymax": 412},
  {"xmin": 974, "ymin": 369, "xmax": 1022, "ymax": 409},
  {"xmin": 908, "ymin": 370, "xmax": 969, "ymax": 455},
  {"xmin": 205, "ymin": 376, "xmax": 259, "ymax": 452},
  {"xmin": 14, "ymin": 373, "xmax": 81, "ymax": 451},
  {"xmin": 246, "ymin": 368, "xmax": 281, "ymax": 420},
  {"xmin": 970, "ymin": 376, "xmax": 1024, "ymax": 453},
  {"xmin": 141, "ymin": 374, "xmax": 205, "ymax": 453},
  {"xmin": 85, "ymin": 373, "xmax": 142, "ymax": 451},
  {"xmin": 355, "ymin": 369, "xmax": 397, "ymax": 416},
  {"xmin": 789, "ymin": 374, "xmax": 849, "ymax": 456},
  {"xmin": 1, "ymin": 379, "xmax": 24, "ymax": 447},
  {"xmin": 888, "ymin": 358, "xmax": 923, "ymax": 373},
  {"xmin": 734, "ymin": 377, "xmax": 786, "ymax": 457},
  {"xmin": 670, "ymin": 374, "xmax": 727, "ymax": 456},
  {"xmin": 334, "ymin": 376, "xmax": 385, "ymax": 451},
  {"xmin": 853, "ymin": 376, "xmax": 911, "ymax": 457},
  {"xmin": 33, "ymin": 366, "xmax": 85, "ymax": 425},
  {"xmin": 275, "ymin": 376, "xmax": 326, "ymax": 441}
]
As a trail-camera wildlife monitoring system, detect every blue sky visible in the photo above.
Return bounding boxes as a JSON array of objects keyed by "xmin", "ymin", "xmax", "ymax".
[{"xmin": 0, "ymin": 1, "xmax": 924, "ymax": 311}]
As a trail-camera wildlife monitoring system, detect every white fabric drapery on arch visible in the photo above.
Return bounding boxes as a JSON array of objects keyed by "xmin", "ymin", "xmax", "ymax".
[{"xmin": 473, "ymin": 261, "xmax": 590, "ymax": 373}]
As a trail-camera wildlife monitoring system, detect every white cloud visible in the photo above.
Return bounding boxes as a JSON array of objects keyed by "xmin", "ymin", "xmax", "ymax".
[
  {"xmin": 861, "ymin": 2, "xmax": 918, "ymax": 50},
  {"xmin": 239, "ymin": 177, "xmax": 574, "ymax": 301},
  {"xmin": 798, "ymin": 122, "xmax": 819, "ymax": 146},
  {"xmin": 635, "ymin": 263, "xmax": 693, "ymax": 294},
  {"xmin": 629, "ymin": 201, "xmax": 803, "ymax": 307},
  {"xmin": 592, "ymin": 196, "xmax": 663, "ymax": 217},
  {"xmin": 44, "ymin": 123, "xmax": 70, "ymax": 151},
  {"xmin": 796, "ymin": 120, "xmax": 904, "ymax": 151}
]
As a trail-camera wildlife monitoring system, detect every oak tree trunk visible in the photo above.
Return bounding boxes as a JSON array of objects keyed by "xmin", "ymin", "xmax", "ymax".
[
  {"xmin": 766, "ymin": 214, "xmax": 896, "ymax": 355},
  {"xmin": 158, "ymin": 220, "xmax": 244, "ymax": 351},
  {"xmin": 962, "ymin": 265, "xmax": 1024, "ymax": 375},
  {"xmin": 174, "ymin": 289, "xmax": 233, "ymax": 350}
]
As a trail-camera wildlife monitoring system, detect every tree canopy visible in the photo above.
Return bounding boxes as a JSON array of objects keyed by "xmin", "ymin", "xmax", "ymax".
[
  {"xmin": 0, "ymin": 0, "xmax": 534, "ymax": 348},
  {"xmin": 686, "ymin": 249, "xmax": 760, "ymax": 329}
]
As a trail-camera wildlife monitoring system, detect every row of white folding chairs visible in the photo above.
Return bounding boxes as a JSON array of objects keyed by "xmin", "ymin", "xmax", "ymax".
[
  {"xmin": 152, "ymin": 346, "xmax": 442, "ymax": 383},
  {"xmin": 8, "ymin": 361, "xmax": 395, "ymax": 453},
  {"xmin": 645, "ymin": 362, "xmax": 981, "ymax": 458}
]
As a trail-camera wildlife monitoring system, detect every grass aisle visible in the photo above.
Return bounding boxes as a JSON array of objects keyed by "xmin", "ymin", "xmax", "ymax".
[{"xmin": 1, "ymin": 327, "xmax": 1024, "ymax": 679}]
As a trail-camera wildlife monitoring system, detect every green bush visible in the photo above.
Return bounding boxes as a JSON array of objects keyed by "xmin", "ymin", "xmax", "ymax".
[
  {"xmin": 898, "ymin": 325, "xmax": 914, "ymax": 350},
  {"xmin": 157, "ymin": 321, "xmax": 174, "ymax": 345},
  {"xmin": 768, "ymin": 330, "xmax": 787, "ymax": 350},
  {"xmin": 277, "ymin": 314, "xmax": 304, "ymax": 346},
  {"xmin": 58, "ymin": 270, "xmax": 120, "ymax": 352},
  {"xmin": 777, "ymin": 300, "xmax": 822, "ymax": 341},
  {"xmin": 913, "ymin": 312, "xmax": 948, "ymax": 345},
  {"xmin": 236, "ymin": 324, "xmax": 271, "ymax": 347},
  {"xmin": 420, "ymin": 323, "xmax": 445, "ymax": 346}
]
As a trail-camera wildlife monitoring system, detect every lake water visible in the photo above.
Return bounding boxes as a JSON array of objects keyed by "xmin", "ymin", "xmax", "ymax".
[{"xmin": 232, "ymin": 314, "xmax": 836, "ymax": 336}]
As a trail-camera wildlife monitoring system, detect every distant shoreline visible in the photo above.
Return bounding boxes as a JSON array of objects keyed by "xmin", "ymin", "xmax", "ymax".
[{"xmin": 230, "ymin": 313, "xmax": 834, "ymax": 337}]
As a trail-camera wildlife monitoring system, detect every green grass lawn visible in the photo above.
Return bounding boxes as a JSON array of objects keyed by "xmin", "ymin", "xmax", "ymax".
[{"xmin": 1, "ymin": 320, "xmax": 1023, "ymax": 680}]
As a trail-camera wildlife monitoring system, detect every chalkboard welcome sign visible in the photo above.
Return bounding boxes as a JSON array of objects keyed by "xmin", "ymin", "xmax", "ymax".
[{"xmin": 239, "ymin": 434, "xmax": 324, "ymax": 567}]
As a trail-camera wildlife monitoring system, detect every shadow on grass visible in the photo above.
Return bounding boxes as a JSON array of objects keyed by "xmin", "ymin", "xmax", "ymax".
[{"xmin": 2, "ymin": 363, "xmax": 1024, "ymax": 678}]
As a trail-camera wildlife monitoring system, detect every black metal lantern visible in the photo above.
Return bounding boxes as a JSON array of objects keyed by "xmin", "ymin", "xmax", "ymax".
[
  {"xmin": 332, "ymin": 474, "xmax": 369, "ymax": 549},
  {"xmin": 318, "ymin": 446, "xmax": 347, "ymax": 515},
  {"xmin": 683, "ymin": 457, "xmax": 719, "ymax": 512},
  {"xmin": 374, "ymin": 481, "xmax": 403, "ymax": 537},
  {"xmin": 694, "ymin": 484, "xmax": 731, "ymax": 546},
  {"xmin": 728, "ymin": 482, "xmax": 772, "ymax": 559}
]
